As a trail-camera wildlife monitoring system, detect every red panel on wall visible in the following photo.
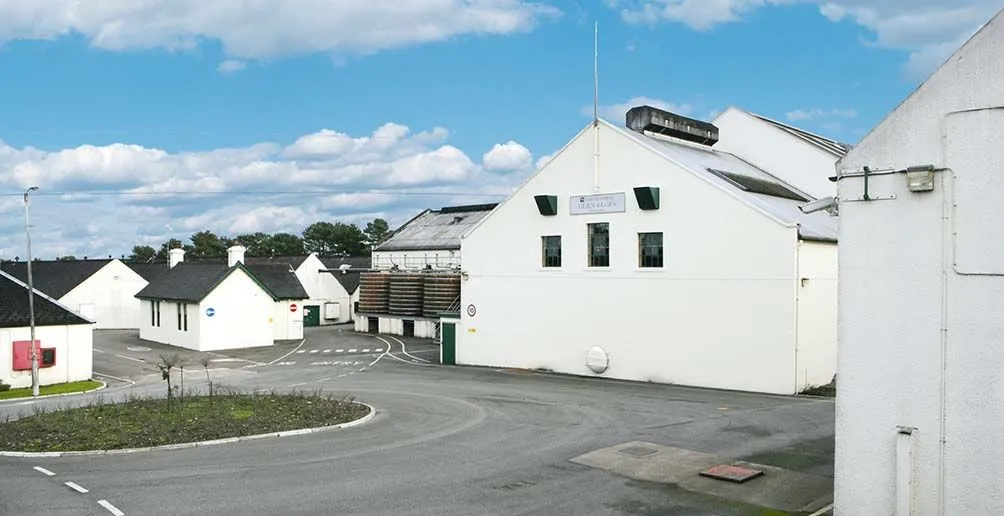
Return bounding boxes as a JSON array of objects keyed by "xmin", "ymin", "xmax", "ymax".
[{"xmin": 12, "ymin": 340, "xmax": 39, "ymax": 371}]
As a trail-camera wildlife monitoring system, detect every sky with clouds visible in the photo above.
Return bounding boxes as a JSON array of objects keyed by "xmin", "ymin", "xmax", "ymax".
[{"xmin": 0, "ymin": 0, "xmax": 1000, "ymax": 259}]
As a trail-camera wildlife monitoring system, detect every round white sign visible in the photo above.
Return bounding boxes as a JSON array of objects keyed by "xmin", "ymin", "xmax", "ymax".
[{"xmin": 585, "ymin": 347, "xmax": 609, "ymax": 374}]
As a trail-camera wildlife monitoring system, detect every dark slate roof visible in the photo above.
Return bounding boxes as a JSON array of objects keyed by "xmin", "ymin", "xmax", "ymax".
[
  {"xmin": 375, "ymin": 204, "xmax": 498, "ymax": 252},
  {"xmin": 0, "ymin": 259, "xmax": 112, "ymax": 299},
  {"xmin": 243, "ymin": 263, "xmax": 309, "ymax": 300},
  {"xmin": 0, "ymin": 270, "xmax": 93, "ymax": 328},
  {"xmin": 134, "ymin": 262, "xmax": 308, "ymax": 302},
  {"xmin": 125, "ymin": 262, "xmax": 174, "ymax": 283},
  {"xmin": 319, "ymin": 256, "xmax": 371, "ymax": 294}
]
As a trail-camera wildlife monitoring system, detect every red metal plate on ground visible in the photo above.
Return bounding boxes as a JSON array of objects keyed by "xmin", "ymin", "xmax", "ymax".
[{"xmin": 699, "ymin": 464, "xmax": 765, "ymax": 483}]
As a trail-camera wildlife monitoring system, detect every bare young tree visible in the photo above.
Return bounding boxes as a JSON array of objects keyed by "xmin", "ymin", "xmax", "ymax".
[
  {"xmin": 199, "ymin": 356, "xmax": 213, "ymax": 397},
  {"xmin": 157, "ymin": 354, "xmax": 182, "ymax": 406}
]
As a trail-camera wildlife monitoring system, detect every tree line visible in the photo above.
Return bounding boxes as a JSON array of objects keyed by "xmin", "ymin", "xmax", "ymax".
[{"xmin": 125, "ymin": 219, "xmax": 391, "ymax": 263}]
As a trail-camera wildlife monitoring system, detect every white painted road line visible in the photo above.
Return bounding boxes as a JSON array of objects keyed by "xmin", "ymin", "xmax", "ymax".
[
  {"xmin": 348, "ymin": 349, "xmax": 358, "ymax": 353},
  {"xmin": 323, "ymin": 349, "xmax": 331, "ymax": 353},
  {"xmin": 65, "ymin": 481, "xmax": 89, "ymax": 494},
  {"xmin": 336, "ymin": 349, "xmax": 344, "ymax": 353},
  {"xmin": 390, "ymin": 336, "xmax": 431, "ymax": 363},
  {"xmin": 362, "ymin": 349, "xmax": 370, "ymax": 353},
  {"xmin": 288, "ymin": 383, "xmax": 307, "ymax": 388},
  {"xmin": 316, "ymin": 377, "xmax": 331, "ymax": 383},
  {"xmin": 33, "ymin": 466, "xmax": 55, "ymax": 476},
  {"xmin": 93, "ymin": 371, "xmax": 137, "ymax": 387},
  {"xmin": 98, "ymin": 500, "xmax": 126, "ymax": 516},
  {"xmin": 268, "ymin": 338, "xmax": 307, "ymax": 365},
  {"xmin": 113, "ymin": 354, "xmax": 144, "ymax": 363},
  {"xmin": 310, "ymin": 350, "xmax": 320, "ymax": 354},
  {"xmin": 807, "ymin": 503, "xmax": 834, "ymax": 516},
  {"xmin": 93, "ymin": 348, "xmax": 106, "ymax": 354},
  {"xmin": 296, "ymin": 350, "xmax": 306, "ymax": 354}
]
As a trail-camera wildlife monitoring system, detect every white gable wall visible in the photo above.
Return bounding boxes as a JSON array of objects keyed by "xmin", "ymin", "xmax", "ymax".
[
  {"xmin": 713, "ymin": 107, "xmax": 839, "ymax": 200},
  {"xmin": 60, "ymin": 260, "xmax": 148, "ymax": 329},
  {"xmin": 834, "ymin": 11, "xmax": 1004, "ymax": 515},
  {"xmin": 0, "ymin": 324, "xmax": 93, "ymax": 389},
  {"xmin": 199, "ymin": 271, "xmax": 273, "ymax": 351},
  {"xmin": 458, "ymin": 123, "xmax": 808, "ymax": 395},
  {"xmin": 295, "ymin": 254, "xmax": 354, "ymax": 324}
]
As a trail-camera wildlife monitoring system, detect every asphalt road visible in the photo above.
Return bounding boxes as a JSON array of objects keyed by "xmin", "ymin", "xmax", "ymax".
[{"xmin": 0, "ymin": 327, "xmax": 835, "ymax": 516}]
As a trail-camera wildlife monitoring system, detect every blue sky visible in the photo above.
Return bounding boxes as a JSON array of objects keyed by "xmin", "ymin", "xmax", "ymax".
[{"xmin": 0, "ymin": 0, "xmax": 1000, "ymax": 259}]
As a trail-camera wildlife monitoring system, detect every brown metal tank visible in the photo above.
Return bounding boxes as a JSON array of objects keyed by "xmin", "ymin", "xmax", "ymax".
[
  {"xmin": 422, "ymin": 274, "xmax": 461, "ymax": 317},
  {"xmin": 358, "ymin": 272, "xmax": 390, "ymax": 314},
  {"xmin": 388, "ymin": 273, "xmax": 424, "ymax": 316}
]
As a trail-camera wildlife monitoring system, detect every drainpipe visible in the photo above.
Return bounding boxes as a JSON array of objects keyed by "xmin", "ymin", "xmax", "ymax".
[{"xmin": 793, "ymin": 230, "xmax": 801, "ymax": 394}]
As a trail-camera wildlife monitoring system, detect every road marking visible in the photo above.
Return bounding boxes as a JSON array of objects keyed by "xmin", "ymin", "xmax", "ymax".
[
  {"xmin": 362, "ymin": 348, "xmax": 371, "ymax": 353},
  {"xmin": 807, "ymin": 504, "xmax": 834, "ymax": 516},
  {"xmin": 93, "ymin": 348, "xmax": 106, "ymax": 354},
  {"xmin": 323, "ymin": 349, "xmax": 331, "ymax": 353},
  {"xmin": 389, "ymin": 336, "xmax": 430, "ymax": 363},
  {"xmin": 65, "ymin": 481, "xmax": 89, "ymax": 493},
  {"xmin": 348, "ymin": 349, "xmax": 358, "ymax": 353},
  {"xmin": 296, "ymin": 350, "xmax": 306, "ymax": 354},
  {"xmin": 33, "ymin": 466, "xmax": 55, "ymax": 476},
  {"xmin": 93, "ymin": 371, "xmax": 137, "ymax": 387},
  {"xmin": 113, "ymin": 354, "xmax": 144, "ymax": 363},
  {"xmin": 268, "ymin": 338, "xmax": 307, "ymax": 365},
  {"xmin": 287, "ymin": 383, "xmax": 307, "ymax": 388},
  {"xmin": 209, "ymin": 358, "xmax": 244, "ymax": 363},
  {"xmin": 336, "ymin": 349, "xmax": 344, "ymax": 353},
  {"xmin": 98, "ymin": 500, "xmax": 126, "ymax": 516},
  {"xmin": 317, "ymin": 377, "xmax": 331, "ymax": 383}
]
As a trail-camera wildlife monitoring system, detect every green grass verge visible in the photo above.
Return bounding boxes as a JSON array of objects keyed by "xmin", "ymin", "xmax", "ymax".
[
  {"xmin": 0, "ymin": 388, "xmax": 369, "ymax": 452},
  {"xmin": 0, "ymin": 380, "xmax": 103, "ymax": 400}
]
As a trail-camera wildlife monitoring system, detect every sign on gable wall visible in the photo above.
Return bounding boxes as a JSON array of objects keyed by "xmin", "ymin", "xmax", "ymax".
[{"xmin": 570, "ymin": 193, "xmax": 627, "ymax": 215}]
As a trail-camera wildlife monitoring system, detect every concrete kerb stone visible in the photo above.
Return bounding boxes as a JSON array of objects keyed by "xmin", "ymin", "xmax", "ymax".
[{"xmin": 0, "ymin": 402, "xmax": 376, "ymax": 458}]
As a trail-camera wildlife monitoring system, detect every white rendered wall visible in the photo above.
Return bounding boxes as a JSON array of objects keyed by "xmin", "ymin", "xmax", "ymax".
[
  {"xmin": 295, "ymin": 254, "xmax": 352, "ymax": 325},
  {"xmin": 138, "ymin": 299, "xmax": 200, "ymax": 350},
  {"xmin": 458, "ymin": 122, "xmax": 803, "ymax": 395},
  {"xmin": 271, "ymin": 300, "xmax": 305, "ymax": 341},
  {"xmin": 834, "ymin": 12, "xmax": 1004, "ymax": 515},
  {"xmin": 61, "ymin": 260, "xmax": 148, "ymax": 329},
  {"xmin": 713, "ymin": 107, "xmax": 840, "ymax": 200},
  {"xmin": 795, "ymin": 240, "xmax": 838, "ymax": 391},
  {"xmin": 0, "ymin": 324, "xmax": 93, "ymax": 388},
  {"xmin": 198, "ymin": 272, "xmax": 273, "ymax": 351}
]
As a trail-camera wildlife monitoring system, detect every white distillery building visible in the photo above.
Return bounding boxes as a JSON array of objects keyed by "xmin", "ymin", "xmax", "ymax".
[
  {"xmin": 134, "ymin": 247, "xmax": 308, "ymax": 351},
  {"xmin": 455, "ymin": 106, "xmax": 840, "ymax": 395},
  {"xmin": 0, "ymin": 270, "xmax": 94, "ymax": 389},
  {"xmin": 834, "ymin": 9, "xmax": 1004, "ymax": 516},
  {"xmin": 1, "ymin": 258, "xmax": 149, "ymax": 329},
  {"xmin": 354, "ymin": 204, "xmax": 489, "ymax": 338},
  {"xmin": 712, "ymin": 107, "xmax": 852, "ymax": 199}
]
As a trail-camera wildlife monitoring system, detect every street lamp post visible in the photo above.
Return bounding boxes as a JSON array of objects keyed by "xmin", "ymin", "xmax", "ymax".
[{"xmin": 24, "ymin": 186, "xmax": 39, "ymax": 397}]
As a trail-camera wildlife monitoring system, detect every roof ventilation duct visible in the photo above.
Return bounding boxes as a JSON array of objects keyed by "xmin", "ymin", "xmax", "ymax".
[{"xmin": 626, "ymin": 105, "xmax": 719, "ymax": 146}]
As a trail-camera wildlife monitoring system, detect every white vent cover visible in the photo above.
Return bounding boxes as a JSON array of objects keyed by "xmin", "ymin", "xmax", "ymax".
[{"xmin": 586, "ymin": 347, "xmax": 609, "ymax": 374}]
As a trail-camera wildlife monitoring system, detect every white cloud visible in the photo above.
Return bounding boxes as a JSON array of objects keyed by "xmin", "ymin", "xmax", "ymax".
[
  {"xmin": 482, "ymin": 141, "xmax": 533, "ymax": 172},
  {"xmin": 608, "ymin": 1, "xmax": 1002, "ymax": 77},
  {"xmin": 217, "ymin": 60, "xmax": 246, "ymax": 74},
  {"xmin": 786, "ymin": 108, "xmax": 858, "ymax": 121},
  {"xmin": 535, "ymin": 153, "xmax": 557, "ymax": 169},
  {"xmin": 0, "ymin": 123, "xmax": 534, "ymax": 259},
  {"xmin": 588, "ymin": 96, "xmax": 694, "ymax": 123},
  {"xmin": 0, "ymin": 1, "xmax": 561, "ymax": 60}
]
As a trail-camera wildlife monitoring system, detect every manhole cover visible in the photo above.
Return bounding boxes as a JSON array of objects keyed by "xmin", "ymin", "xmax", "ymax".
[
  {"xmin": 699, "ymin": 464, "xmax": 764, "ymax": 483},
  {"xmin": 617, "ymin": 446, "xmax": 659, "ymax": 458},
  {"xmin": 127, "ymin": 346, "xmax": 151, "ymax": 352}
]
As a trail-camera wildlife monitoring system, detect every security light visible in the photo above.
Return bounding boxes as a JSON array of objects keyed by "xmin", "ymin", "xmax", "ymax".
[
  {"xmin": 798, "ymin": 196, "xmax": 838, "ymax": 215},
  {"xmin": 906, "ymin": 165, "xmax": 935, "ymax": 192}
]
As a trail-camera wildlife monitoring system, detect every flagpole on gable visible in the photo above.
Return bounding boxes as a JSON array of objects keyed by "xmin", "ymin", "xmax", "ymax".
[{"xmin": 593, "ymin": 21, "xmax": 601, "ymax": 193}]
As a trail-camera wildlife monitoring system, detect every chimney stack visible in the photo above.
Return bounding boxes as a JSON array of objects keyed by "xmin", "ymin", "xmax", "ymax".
[
  {"xmin": 227, "ymin": 245, "xmax": 246, "ymax": 267},
  {"xmin": 168, "ymin": 248, "xmax": 185, "ymax": 269}
]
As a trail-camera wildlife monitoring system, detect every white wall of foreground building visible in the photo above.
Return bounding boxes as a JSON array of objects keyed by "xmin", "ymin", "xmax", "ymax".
[
  {"xmin": 834, "ymin": 9, "xmax": 1004, "ymax": 516},
  {"xmin": 457, "ymin": 120, "xmax": 835, "ymax": 395},
  {"xmin": 0, "ymin": 324, "xmax": 93, "ymax": 389}
]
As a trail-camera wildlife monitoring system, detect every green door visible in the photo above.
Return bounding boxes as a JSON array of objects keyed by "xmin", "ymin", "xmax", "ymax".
[
  {"xmin": 303, "ymin": 305, "xmax": 321, "ymax": 327},
  {"xmin": 441, "ymin": 322, "xmax": 456, "ymax": 365}
]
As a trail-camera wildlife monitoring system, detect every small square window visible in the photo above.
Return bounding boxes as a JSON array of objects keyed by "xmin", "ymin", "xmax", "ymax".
[
  {"xmin": 542, "ymin": 236, "xmax": 562, "ymax": 267},
  {"xmin": 639, "ymin": 232, "xmax": 664, "ymax": 268},
  {"xmin": 588, "ymin": 223, "xmax": 610, "ymax": 267}
]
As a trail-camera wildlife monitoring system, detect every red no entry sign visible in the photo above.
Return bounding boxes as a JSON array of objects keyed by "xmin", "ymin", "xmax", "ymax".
[{"xmin": 290, "ymin": 304, "xmax": 298, "ymax": 312}]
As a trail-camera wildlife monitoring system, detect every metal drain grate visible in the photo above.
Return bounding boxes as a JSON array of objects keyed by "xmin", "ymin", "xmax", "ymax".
[
  {"xmin": 699, "ymin": 464, "xmax": 765, "ymax": 483},
  {"xmin": 617, "ymin": 446, "xmax": 659, "ymax": 458}
]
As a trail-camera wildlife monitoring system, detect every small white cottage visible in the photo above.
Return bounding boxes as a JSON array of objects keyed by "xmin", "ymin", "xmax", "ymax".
[
  {"xmin": 0, "ymin": 269, "xmax": 94, "ymax": 389},
  {"xmin": 456, "ymin": 105, "xmax": 839, "ymax": 395},
  {"xmin": 0, "ymin": 258, "xmax": 149, "ymax": 330},
  {"xmin": 134, "ymin": 247, "xmax": 308, "ymax": 352}
]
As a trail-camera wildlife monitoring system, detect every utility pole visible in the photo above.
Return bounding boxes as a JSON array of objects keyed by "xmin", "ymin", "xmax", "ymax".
[{"xmin": 24, "ymin": 186, "xmax": 39, "ymax": 397}]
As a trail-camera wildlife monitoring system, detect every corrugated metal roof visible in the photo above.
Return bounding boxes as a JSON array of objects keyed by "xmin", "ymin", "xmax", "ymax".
[
  {"xmin": 750, "ymin": 113, "xmax": 853, "ymax": 157},
  {"xmin": 376, "ymin": 204, "xmax": 498, "ymax": 252},
  {"xmin": 617, "ymin": 123, "xmax": 838, "ymax": 242}
]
